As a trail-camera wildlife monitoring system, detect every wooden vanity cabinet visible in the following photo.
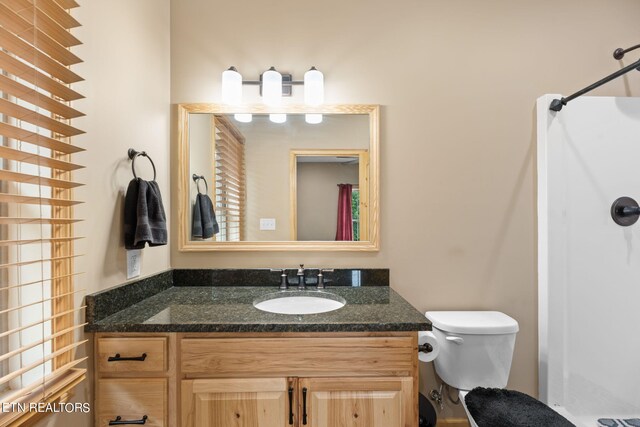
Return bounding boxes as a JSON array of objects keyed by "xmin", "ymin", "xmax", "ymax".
[{"xmin": 94, "ymin": 332, "xmax": 419, "ymax": 427}]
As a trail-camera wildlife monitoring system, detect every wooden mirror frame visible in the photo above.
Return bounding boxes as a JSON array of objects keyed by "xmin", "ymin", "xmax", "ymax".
[{"xmin": 177, "ymin": 104, "xmax": 380, "ymax": 251}]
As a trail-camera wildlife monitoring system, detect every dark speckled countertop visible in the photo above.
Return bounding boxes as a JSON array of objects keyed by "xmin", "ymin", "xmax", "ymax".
[{"xmin": 85, "ymin": 269, "xmax": 431, "ymax": 333}]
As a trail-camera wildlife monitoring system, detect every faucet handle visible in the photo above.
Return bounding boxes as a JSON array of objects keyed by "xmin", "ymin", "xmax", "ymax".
[
  {"xmin": 317, "ymin": 269, "xmax": 334, "ymax": 289},
  {"xmin": 270, "ymin": 268, "xmax": 290, "ymax": 290},
  {"xmin": 297, "ymin": 264, "xmax": 307, "ymax": 290}
]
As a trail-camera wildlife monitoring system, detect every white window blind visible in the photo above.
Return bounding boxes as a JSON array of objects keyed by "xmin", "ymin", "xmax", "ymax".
[
  {"xmin": 213, "ymin": 115, "xmax": 245, "ymax": 242},
  {"xmin": 0, "ymin": 0, "xmax": 86, "ymax": 425}
]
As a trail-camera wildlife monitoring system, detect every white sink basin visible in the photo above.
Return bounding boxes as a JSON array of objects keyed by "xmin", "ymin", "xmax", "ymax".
[{"xmin": 253, "ymin": 292, "xmax": 346, "ymax": 315}]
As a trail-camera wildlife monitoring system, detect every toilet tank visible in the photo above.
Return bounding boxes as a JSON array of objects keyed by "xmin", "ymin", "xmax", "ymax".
[{"xmin": 425, "ymin": 311, "xmax": 519, "ymax": 391}]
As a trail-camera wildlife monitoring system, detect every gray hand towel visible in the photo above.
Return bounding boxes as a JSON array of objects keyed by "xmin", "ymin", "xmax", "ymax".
[
  {"xmin": 124, "ymin": 178, "xmax": 168, "ymax": 249},
  {"xmin": 192, "ymin": 193, "xmax": 219, "ymax": 239}
]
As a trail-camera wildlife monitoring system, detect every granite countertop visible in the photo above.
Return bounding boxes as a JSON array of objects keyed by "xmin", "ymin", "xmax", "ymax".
[{"xmin": 85, "ymin": 285, "xmax": 431, "ymax": 333}]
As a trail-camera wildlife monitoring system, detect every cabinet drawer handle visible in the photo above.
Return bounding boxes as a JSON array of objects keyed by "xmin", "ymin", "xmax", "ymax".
[
  {"xmin": 302, "ymin": 387, "xmax": 308, "ymax": 425},
  {"xmin": 107, "ymin": 353, "xmax": 147, "ymax": 362},
  {"xmin": 108, "ymin": 415, "xmax": 148, "ymax": 425},
  {"xmin": 288, "ymin": 387, "xmax": 294, "ymax": 425}
]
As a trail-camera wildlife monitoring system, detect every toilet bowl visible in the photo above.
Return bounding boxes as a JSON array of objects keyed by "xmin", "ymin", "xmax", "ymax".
[{"xmin": 425, "ymin": 311, "xmax": 519, "ymax": 426}]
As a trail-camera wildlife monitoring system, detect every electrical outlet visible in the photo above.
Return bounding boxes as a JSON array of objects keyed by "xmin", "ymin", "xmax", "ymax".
[
  {"xmin": 126, "ymin": 249, "xmax": 141, "ymax": 279},
  {"xmin": 260, "ymin": 218, "xmax": 276, "ymax": 231}
]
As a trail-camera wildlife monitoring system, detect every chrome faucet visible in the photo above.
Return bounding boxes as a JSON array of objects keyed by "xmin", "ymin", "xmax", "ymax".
[
  {"xmin": 272, "ymin": 266, "xmax": 334, "ymax": 290},
  {"xmin": 297, "ymin": 264, "xmax": 307, "ymax": 290}
]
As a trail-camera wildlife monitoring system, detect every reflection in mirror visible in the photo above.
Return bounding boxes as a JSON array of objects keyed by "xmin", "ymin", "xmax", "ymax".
[
  {"xmin": 188, "ymin": 113, "xmax": 369, "ymax": 242},
  {"xmin": 291, "ymin": 151, "xmax": 369, "ymax": 242}
]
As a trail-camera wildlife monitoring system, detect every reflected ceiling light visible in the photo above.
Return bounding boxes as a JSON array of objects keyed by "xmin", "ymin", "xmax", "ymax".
[
  {"xmin": 269, "ymin": 113, "xmax": 287, "ymax": 124},
  {"xmin": 234, "ymin": 113, "xmax": 252, "ymax": 123},
  {"xmin": 305, "ymin": 114, "xmax": 322, "ymax": 124},
  {"xmin": 221, "ymin": 66, "xmax": 325, "ymax": 124}
]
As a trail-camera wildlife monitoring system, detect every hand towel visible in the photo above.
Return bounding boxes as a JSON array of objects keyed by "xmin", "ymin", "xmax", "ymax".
[
  {"xmin": 124, "ymin": 178, "xmax": 168, "ymax": 249},
  {"xmin": 192, "ymin": 193, "xmax": 219, "ymax": 239}
]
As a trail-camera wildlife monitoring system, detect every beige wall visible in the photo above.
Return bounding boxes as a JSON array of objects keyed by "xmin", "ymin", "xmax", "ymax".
[
  {"xmin": 34, "ymin": 1, "xmax": 172, "ymax": 426},
  {"xmin": 170, "ymin": 0, "xmax": 640, "ymax": 418},
  {"xmin": 297, "ymin": 162, "xmax": 359, "ymax": 241}
]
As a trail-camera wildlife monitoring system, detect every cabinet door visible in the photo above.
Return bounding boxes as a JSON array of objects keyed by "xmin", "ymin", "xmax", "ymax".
[
  {"xmin": 300, "ymin": 377, "xmax": 415, "ymax": 427},
  {"xmin": 181, "ymin": 378, "xmax": 292, "ymax": 427}
]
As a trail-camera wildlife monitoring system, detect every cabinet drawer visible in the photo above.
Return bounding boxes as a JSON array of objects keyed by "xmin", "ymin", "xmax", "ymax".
[
  {"xmin": 97, "ymin": 378, "xmax": 167, "ymax": 427},
  {"xmin": 181, "ymin": 336, "xmax": 415, "ymax": 377},
  {"xmin": 98, "ymin": 337, "xmax": 167, "ymax": 373}
]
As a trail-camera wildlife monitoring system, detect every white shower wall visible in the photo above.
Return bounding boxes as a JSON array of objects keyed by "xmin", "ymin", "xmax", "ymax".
[{"xmin": 538, "ymin": 95, "xmax": 640, "ymax": 423}]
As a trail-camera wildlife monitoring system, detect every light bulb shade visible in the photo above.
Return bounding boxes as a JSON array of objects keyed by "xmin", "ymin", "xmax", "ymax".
[
  {"xmin": 305, "ymin": 114, "xmax": 323, "ymax": 124},
  {"xmin": 269, "ymin": 113, "xmax": 287, "ymax": 123},
  {"xmin": 304, "ymin": 67, "xmax": 324, "ymax": 106},
  {"xmin": 221, "ymin": 67, "xmax": 242, "ymax": 105},
  {"xmin": 262, "ymin": 68, "xmax": 282, "ymax": 106},
  {"xmin": 234, "ymin": 113, "xmax": 252, "ymax": 123}
]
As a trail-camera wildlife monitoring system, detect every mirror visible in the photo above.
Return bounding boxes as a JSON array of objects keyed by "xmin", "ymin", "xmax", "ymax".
[{"xmin": 177, "ymin": 104, "xmax": 379, "ymax": 251}]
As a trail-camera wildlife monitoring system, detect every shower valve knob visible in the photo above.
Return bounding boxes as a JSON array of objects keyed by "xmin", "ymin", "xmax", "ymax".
[{"xmin": 611, "ymin": 196, "xmax": 640, "ymax": 226}]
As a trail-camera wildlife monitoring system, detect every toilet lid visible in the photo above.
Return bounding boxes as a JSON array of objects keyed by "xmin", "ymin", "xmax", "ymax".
[{"xmin": 425, "ymin": 311, "xmax": 519, "ymax": 335}]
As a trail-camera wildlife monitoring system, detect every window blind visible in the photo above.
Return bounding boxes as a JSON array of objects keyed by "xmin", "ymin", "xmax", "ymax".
[
  {"xmin": 0, "ymin": 0, "xmax": 86, "ymax": 425},
  {"xmin": 213, "ymin": 115, "xmax": 245, "ymax": 242}
]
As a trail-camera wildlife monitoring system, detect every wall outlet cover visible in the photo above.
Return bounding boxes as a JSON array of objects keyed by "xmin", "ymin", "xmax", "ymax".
[
  {"xmin": 126, "ymin": 249, "xmax": 142, "ymax": 279},
  {"xmin": 260, "ymin": 218, "xmax": 276, "ymax": 231}
]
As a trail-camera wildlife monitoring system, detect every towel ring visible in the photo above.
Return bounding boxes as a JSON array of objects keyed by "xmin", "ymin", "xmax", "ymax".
[
  {"xmin": 192, "ymin": 174, "xmax": 208, "ymax": 195},
  {"xmin": 128, "ymin": 148, "xmax": 156, "ymax": 181}
]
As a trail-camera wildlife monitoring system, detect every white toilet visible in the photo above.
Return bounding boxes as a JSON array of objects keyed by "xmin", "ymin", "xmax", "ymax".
[{"xmin": 425, "ymin": 311, "xmax": 519, "ymax": 427}]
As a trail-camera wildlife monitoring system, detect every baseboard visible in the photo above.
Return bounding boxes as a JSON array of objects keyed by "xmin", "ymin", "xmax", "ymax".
[{"xmin": 437, "ymin": 419, "xmax": 470, "ymax": 427}]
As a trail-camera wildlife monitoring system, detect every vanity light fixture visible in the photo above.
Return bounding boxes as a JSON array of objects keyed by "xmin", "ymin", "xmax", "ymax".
[
  {"xmin": 220, "ymin": 66, "xmax": 325, "ymax": 124},
  {"xmin": 262, "ymin": 67, "xmax": 285, "ymax": 123},
  {"xmin": 222, "ymin": 66, "xmax": 253, "ymax": 123},
  {"xmin": 262, "ymin": 67, "xmax": 283, "ymax": 107},
  {"xmin": 304, "ymin": 66, "xmax": 324, "ymax": 124}
]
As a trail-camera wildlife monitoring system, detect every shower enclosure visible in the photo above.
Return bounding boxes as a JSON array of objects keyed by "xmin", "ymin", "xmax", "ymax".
[{"xmin": 537, "ymin": 95, "xmax": 640, "ymax": 426}]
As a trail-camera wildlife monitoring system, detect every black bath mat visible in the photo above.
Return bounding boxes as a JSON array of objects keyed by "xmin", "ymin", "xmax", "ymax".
[{"xmin": 465, "ymin": 387, "xmax": 576, "ymax": 427}]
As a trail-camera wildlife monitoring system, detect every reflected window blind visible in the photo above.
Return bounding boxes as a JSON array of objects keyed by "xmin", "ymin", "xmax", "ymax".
[
  {"xmin": 0, "ymin": 0, "xmax": 86, "ymax": 424},
  {"xmin": 213, "ymin": 115, "xmax": 245, "ymax": 242}
]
